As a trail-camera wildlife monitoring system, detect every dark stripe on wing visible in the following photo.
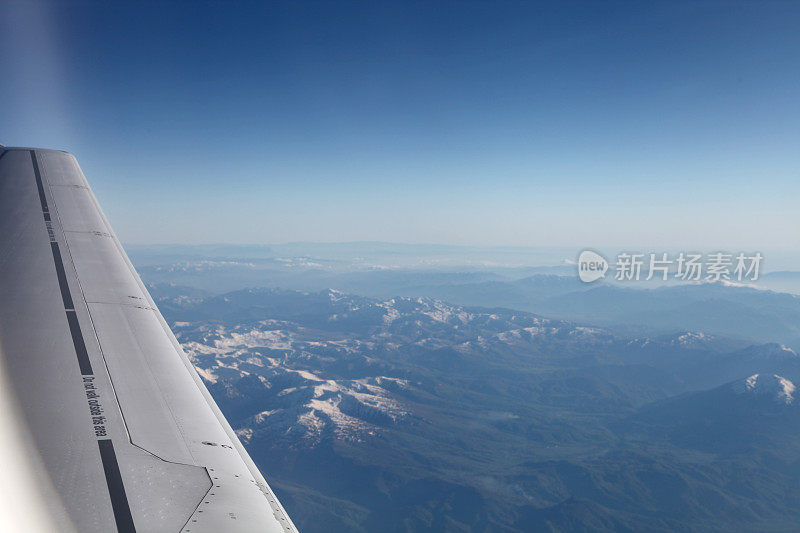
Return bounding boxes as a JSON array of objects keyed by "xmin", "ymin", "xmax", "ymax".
[{"xmin": 98, "ymin": 439, "xmax": 137, "ymax": 533}]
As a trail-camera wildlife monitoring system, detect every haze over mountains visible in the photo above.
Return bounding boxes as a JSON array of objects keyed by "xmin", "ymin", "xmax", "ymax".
[
  {"xmin": 133, "ymin": 243, "xmax": 800, "ymax": 350},
  {"xmin": 134, "ymin": 244, "xmax": 800, "ymax": 532}
]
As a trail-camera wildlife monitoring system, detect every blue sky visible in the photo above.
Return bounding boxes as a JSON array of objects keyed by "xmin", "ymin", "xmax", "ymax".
[{"xmin": 1, "ymin": 1, "xmax": 799, "ymax": 249}]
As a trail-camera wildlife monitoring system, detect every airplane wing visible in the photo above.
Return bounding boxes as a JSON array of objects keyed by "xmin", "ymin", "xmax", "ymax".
[{"xmin": 0, "ymin": 146, "xmax": 298, "ymax": 532}]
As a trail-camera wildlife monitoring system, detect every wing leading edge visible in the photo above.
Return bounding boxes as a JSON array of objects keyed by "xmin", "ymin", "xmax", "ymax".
[{"xmin": 0, "ymin": 147, "xmax": 298, "ymax": 532}]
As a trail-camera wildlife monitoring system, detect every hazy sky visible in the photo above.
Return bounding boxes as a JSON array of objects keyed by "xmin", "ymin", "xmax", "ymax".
[{"xmin": 1, "ymin": 1, "xmax": 798, "ymax": 249}]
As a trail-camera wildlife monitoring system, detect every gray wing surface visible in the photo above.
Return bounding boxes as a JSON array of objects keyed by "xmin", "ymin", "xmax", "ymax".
[{"xmin": 0, "ymin": 147, "xmax": 298, "ymax": 532}]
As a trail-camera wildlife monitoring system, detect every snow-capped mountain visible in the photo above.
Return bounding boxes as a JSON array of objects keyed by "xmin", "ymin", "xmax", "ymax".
[{"xmin": 734, "ymin": 373, "xmax": 796, "ymax": 404}]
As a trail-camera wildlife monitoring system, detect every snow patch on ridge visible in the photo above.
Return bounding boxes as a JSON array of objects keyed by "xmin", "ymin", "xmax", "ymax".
[{"xmin": 737, "ymin": 373, "xmax": 796, "ymax": 405}]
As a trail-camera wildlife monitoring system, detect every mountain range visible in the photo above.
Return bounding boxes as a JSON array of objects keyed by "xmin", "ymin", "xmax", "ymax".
[{"xmin": 151, "ymin": 286, "xmax": 800, "ymax": 532}]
